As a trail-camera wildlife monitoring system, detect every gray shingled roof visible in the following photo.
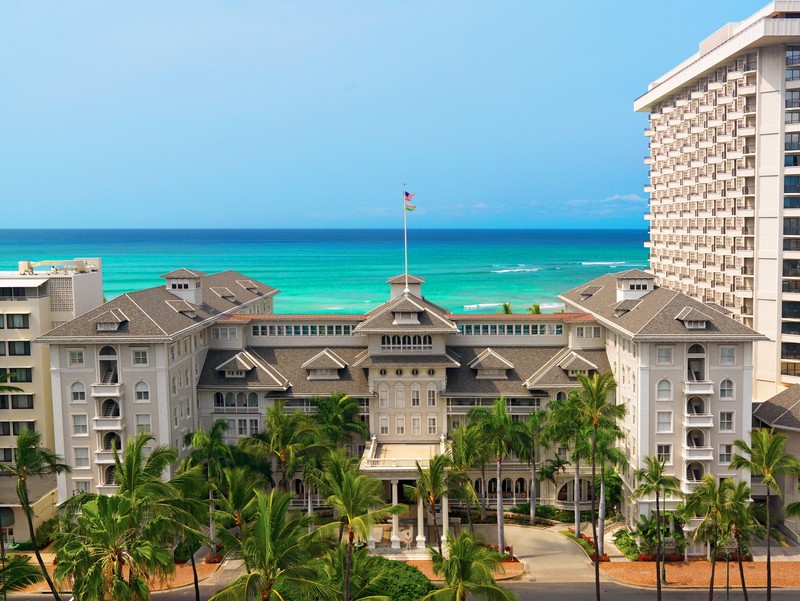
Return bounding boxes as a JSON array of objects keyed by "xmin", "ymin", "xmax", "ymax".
[
  {"xmin": 445, "ymin": 346, "xmax": 566, "ymax": 396},
  {"xmin": 558, "ymin": 272, "xmax": 765, "ymax": 341},
  {"xmin": 301, "ymin": 348, "xmax": 347, "ymax": 370},
  {"xmin": 160, "ymin": 268, "xmax": 206, "ymax": 279},
  {"xmin": 469, "ymin": 348, "xmax": 514, "ymax": 370},
  {"xmin": 37, "ymin": 270, "xmax": 278, "ymax": 342},
  {"xmin": 753, "ymin": 385, "xmax": 800, "ymax": 430},
  {"xmin": 525, "ymin": 348, "xmax": 610, "ymax": 389},
  {"xmin": 200, "ymin": 349, "xmax": 288, "ymax": 390},
  {"xmin": 215, "ymin": 352, "xmax": 256, "ymax": 372},
  {"xmin": 352, "ymin": 353, "xmax": 461, "ymax": 368},
  {"xmin": 615, "ymin": 268, "xmax": 654, "ymax": 279},
  {"xmin": 386, "ymin": 274, "xmax": 425, "ymax": 284},
  {"xmin": 354, "ymin": 293, "xmax": 458, "ymax": 334}
]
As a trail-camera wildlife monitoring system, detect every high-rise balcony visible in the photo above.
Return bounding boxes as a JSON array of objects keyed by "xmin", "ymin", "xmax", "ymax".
[{"xmin": 683, "ymin": 380, "xmax": 714, "ymax": 395}]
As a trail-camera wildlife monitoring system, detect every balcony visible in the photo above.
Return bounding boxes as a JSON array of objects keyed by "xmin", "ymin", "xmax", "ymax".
[
  {"xmin": 683, "ymin": 412, "xmax": 714, "ymax": 428},
  {"xmin": 93, "ymin": 416, "xmax": 124, "ymax": 431},
  {"xmin": 683, "ymin": 380, "xmax": 714, "ymax": 395},
  {"xmin": 94, "ymin": 450, "xmax": 118, "ymax": 464},
  {"xmin": 683, "ymin": 445, "xmax": 714, "ymax": 461},
  {"xmin": 738, "ymin": 84, "xmax": 756, "ymax": 95},
  {"xmin": 91, "ymin": 383, "xmax": 123, "ymax": 398},
  {"xmin": 738, "ymin": 126, "xmax": 756, "ymax": 136},
  {"xmin": 97, "ymin": 484, "xmax": 119, "ymax": 495}
]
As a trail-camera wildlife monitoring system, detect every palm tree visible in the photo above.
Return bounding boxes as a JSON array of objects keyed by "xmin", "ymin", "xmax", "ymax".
[
  {"xmin": 528, "ymin": 304, "xmax": 541, "ymax": 315},
  {"xmin": 258, "ymin": 400, "xmax": 322, "ymax": 491},
  {"xmin": 209, "ymin": 490, "xmax": 330, "ymax": 601},
  {"xmin": 684, "ymin": 474, "xmax": 728, "ymax": 601},
  {"xmin": 0, "ymin": 429, "xmax": 70, "ymax": 601},
  {"xmin": 320, "ymin": 544, "xmax": 392, "ymax": 601},
  {"xmin": 499, "ymin": 303, "xmax": 513, "ymax": 314},
  {"xmin": 422, "ymin": 531, "xmax": 516, "ymax": 601},
  {"xmin": 55, "ymin": 494, "xmax": 174, "ymax": 601},
  {"xmin": 633, "ymin": 456, "xmax": 681, "ymax": 601},
  {"xmin": 730, "ymin": 428, "xmax": 800, "ymax": 601},
  {"xmin": 594, "ymin": 426, "xmax": 627, "ymax": 556},
  {"xmin": 516, "ymin": 408, "xmax": 549, "ymax": 525},
  {"xmin": 450, "ymin": 426, "xmax": 488, "ymax": 533},
  {"xmin": 405, "ymin": 454, "xmax": 458, "ymax": 555},
  {"xmin": 468, "ymin": 398, "xmax": 523, "ymax": 552},
  {"xmin": 184, "ymin": 420, "xmax": 234, "ymax": 547},
  {"xmin": 0, "ymin": 373, "xmax": 22, "ymax": 394},
  {"xmin": 321, "ymin": 462, "xmax": 403, "ymax": 601},
  {"xmin": 0, "ymin": 554, "xmax": 42, "ymax": 595},
  {"xmin": 213, "ymin": 466, "xmax": 265, "ymax": 541},
  {"xmin": 722, "ymin": 480, "xmax": 764, "ymax": 601},
  {"xmin": 571, "ymin": 371, "xmax": 622, "ymax": 601},
  {"xmin": 312, "ymin": 392, "xmax": 369, "ymax": 449}
]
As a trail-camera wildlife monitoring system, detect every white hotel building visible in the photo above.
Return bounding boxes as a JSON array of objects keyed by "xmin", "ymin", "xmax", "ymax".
[
  {"xmin": 635, "ymin": 0, "xmax": 800, "ymax": 402},
  {"xmin": 38, "ymin": 267, "xmax": 762, "ymax": 543}
]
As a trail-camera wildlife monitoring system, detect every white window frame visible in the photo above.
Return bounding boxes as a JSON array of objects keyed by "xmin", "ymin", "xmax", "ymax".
[
  {"xmin": 74, "ymin": 447, "xmax": 90, "ymax": 469},
  {"xmin": 411, "ymin": 388, "xmax": 420, "ymax": 407},
  {"xmin": 72, "ymin": 479, "xmax": 92, "ymax": 495},
  {"xmin": 719, "ymin": 411, "xmax": 735, "ymax": 432},
  {"xmin": 719, "ymin": 444, "xmax": 733, "ymax": 464},
  {"xmin": 396, "ymin": 416, "xmax": 405, "ymax": 435},
  {"xmin": 395, "ymin": 386, "xmax": 405, "ymax": 409},
  {"xmin": 134, "ymin": 382, "xmax": 150, "ymax": 403},
  {"xmin": 720, "ymin": 379, "xmax": 735, "ymax": 400},
  {"xmin": 720, "ymin": 346, "xmax": 736, "ymax": 366},
  {"xmin": 656, "ymin": 379, "xmax": 672, "ymax": 401},
  {"xmin": 427, "ymin": 388, "xmax": 436, "ymax": 407},
  {"xmin": 67, "ymin": 349, "xmax": 85, "ymax": 368},
  {"xmin": 411, "ymin": 416, "xmax": 421, "ymax": 436},
  {"xmin": 71, "ymin": 382, "xmax": 86, "ymax": 403},
  {"xmin": 135, "ymin": 413, "xmax": 151, "ymax": 434},
  {"xmin": 379, "ymin": 416, "xmax": 389, "ymax": 435},
  {"xmin": 131, "ymin": 348, "xmax": 149, "ymax": 367},
  {"xmin": 378, "ymin": 387, "xmax": 389, "ymax": 408},
  {"xmin": 656, "ymin": 411, "xmax": 673, "ymax": 434},
  {"xmin": 427, "ymin": 415, "xmax": 437, "ymax": 435},
  {"xmin": 656, "ymin": 346, "xmax": 673, "ymax": 366},
  {"xmin": 72, "ymin": 414, "xmax": 88, "ymax": 436},
  {"xmin": 656, "ymin": 443, "xmax": 672, "ymax": 466}
]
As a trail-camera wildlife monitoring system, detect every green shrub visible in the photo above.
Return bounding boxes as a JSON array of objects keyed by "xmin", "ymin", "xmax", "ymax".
[
  {"xmin": 34, "ymin": 516, "xmax": 59, "ymax": 547},
  {"xmin": 361, "ymin": 555, "xmax": 435, "ymax": 601},
  {"xmin": 613, "ymin": 530, "xmax": 639, "ymax": 561},
  {"xmin": 174, "ymin": 538, "xmax": 201, "ymax": 563}
]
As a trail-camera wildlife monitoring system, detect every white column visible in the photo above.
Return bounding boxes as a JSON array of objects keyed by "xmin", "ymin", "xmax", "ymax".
[
  {"xmin": 390, "ymin": 480, "xmax": 401, "ymax": 549},
  {"xmin": 440, "ymin": 494, "xmax": 449, "ymax": 549},
  {"xmin": 368, "ymin": 505, "xmax": 376, "ymax": 549},
  {"xmin": 416, "ymin": 497, "xmax": 426, "ymax": 549}
]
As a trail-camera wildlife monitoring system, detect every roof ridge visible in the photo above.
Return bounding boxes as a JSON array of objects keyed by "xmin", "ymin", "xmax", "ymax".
[
  {"xmin": 125, "ymin": 293, "xmax": 169, "ymax": 336},
  {"xmin": 633, "ymin": 289, "xmax": 680, "ymax": 335}
]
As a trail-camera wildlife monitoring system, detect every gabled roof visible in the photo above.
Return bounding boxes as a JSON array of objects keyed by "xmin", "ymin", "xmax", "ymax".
[
  {"xmin": 580, "ymin": 286, "xmax": 602, "ymax": 299},
  {"xmin": 160, "ymin": 268, "xmax": 206, "ymax": 279},
  {"xmin": 38, "ymin": 270, "xmax": 278, "ymax": 343},
  {"xmin": 558, "ymin": 271, "xmax": 766, "ymax": 342},
  {"xmin": 90, "ymin": 308, "xmax": 128, "ymax": 324},
  {"xmin": 614, "ymin": 299, "xmax": 641, "ymax": 313},
  {"xmin": 386, "ymin": 274, "xmax": 425, "ymax": 284},
  {"xmin": 215, "ymin": 351, "xmax": 256, "ymax": 372},
  {"xmin": 353, "ymin": 293, "xmax": 457, "ymax": 333},
  {"xmin": 558, "ymin": 353, "xmax": 598, "ymax": 372},
  {"xmin": 301, "ymin": 348, "xmax": 347, "ymax": 370},
  {"xmin": 469, "ymin": 348, "xmax": 514, "ymax": 370},
  {"xmin": 210, "ymin": 287, "xmax": 236, "ymax": 301},
  {"xmin": 615, "ymin": 268, "xmax": 654, "ymax": 280},
  {"xmin": 675, "ymin": 306, "xmax": 711, "ymax": 322},
  {"xmin": 524, "ymin": 348, "xmax": 609, "ymax": 389},
  {"xmin": 166, "ymin": 299, "xmax": 198, "ymax": 316},
  {"xmin": 200, "ymin": 349, "xmax": 288, "ymax": 390},
  {"xmin": 753, "ymin": 385, "xmax": 800, "ymax": 431}
]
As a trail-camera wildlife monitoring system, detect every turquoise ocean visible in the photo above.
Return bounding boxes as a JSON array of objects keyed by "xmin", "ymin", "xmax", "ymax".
[{"xmin": 0, "ymin": 229, "xmax": 648, "ymax": 314}]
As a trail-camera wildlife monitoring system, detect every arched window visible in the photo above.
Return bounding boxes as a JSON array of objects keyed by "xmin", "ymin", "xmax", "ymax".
[
  {"xmin": 135, "ymin": 382, "xmax": 149, "ymax": 401},
  {"xmin": 686, "ymin": 429, "xmax": 705, "ymax": 448},
  {"xmin": 423, "ymin": 335, "xmax": 432, "ymax": 347},
  {"xmin": 474, "ymin": 479, "xmax": 482, "ymax": 493},
  {"xmin": 720, "ymin": 379, "xmax": 734, "ymax": 399},
  {"xmin": 236, "ymin": 392, "xmax": 247, "ymax": 407},
  {"xmin": 101, "ymin": 399, "xmax": 120, "ymax": 417},
  {"xmin": 556, "ymin": 391, "xmax": 566, "ymax": 401},
  {"xmin": 501, "ymin": 478, "xmax": 513, "ymax": 497},
  {"xmin": 686, "ymin": 462, "xmax": 704, "ymax": 482},
  {"xmin": 71, "ymin": 382, "xmax": 86, "ymax": 402},
  {"xmin": 104, "ymin": 466, "xmax": 117, "ymax": 485},
  {"xmin": 656, "ymin": 379, "xmax": 672, "ymax": 401},
  {"xmin": 688, "ymin": 344, "xmax": 705, "ymax": 355},
  {"xmin": 99, "ymin": 346, "xmax": 117, "ymax": 356},
  {"xmin": 103, "ymin": 432, "xmax": 121, "ymax": 451},
  {"xmin": 381, "ymin": 335, "xmax": 390, "ymax": 346},
  {"xmin": 515, "ymin": 477, "xmax": 527, "ymax": 495},
  {"xmin": 687, "ymin": 344, "xmax": 706, "ymax": 382},
  {"xmin": 402, "ymin": 335, "xmax": 411, "ymax": 346},
  {"xmin": 392, "ymin": 335, "xmax": 401, "ymax": 346},
  {"xmin": 686, "ymin": 396, "xmax": 705, "ymax": 415},
  {"xmin": 248, "ymin": 392, "xmax": 259, "ymax": 407},
  {"xmin": 488, "ymin": 478, "xmax": 498, "ymax": 494},
  {"xmin": 225, "ymin": 392, "xmax": 235, "ymax": 407}
]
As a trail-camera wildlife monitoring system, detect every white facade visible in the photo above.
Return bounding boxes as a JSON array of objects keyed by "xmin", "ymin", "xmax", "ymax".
[{"xmin": 635, "ymin": 1, "xmax": 800, "ymax": 401}]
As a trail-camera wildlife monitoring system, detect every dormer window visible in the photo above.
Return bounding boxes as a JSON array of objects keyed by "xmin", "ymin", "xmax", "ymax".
[
  {"xmin": 470, "ymin": 348, "xmax": 513, "ymax": 380},
  {"xmin": 393, "ymin": 311, "xmax": 420, "ymax": 325},
  {"xmin": 92, "ymin": 309, "xmax": 128, "ymax": 333},
  {"xmin": 301, "ymin": 348, "xmax": 346, "ymax": 380},
  {"xmin": 97, "ymin": 322, "xmax": 120, "ymax": 332},
  {"xmin": 685, "ymin": 320, "xmax": 707, "ymax": 329},
  {"xmin": 675, "ymin": 307, "xmax": 710, "ymax": 330},
  {"xmin": 225, "ymin": 370, "xmax": 245, "ymax": 378}
]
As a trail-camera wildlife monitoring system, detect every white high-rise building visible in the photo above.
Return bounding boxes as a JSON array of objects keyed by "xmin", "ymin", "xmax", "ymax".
[{"xmin": 635, "ymin": 0, "xmax": 800, "ymax": 401}]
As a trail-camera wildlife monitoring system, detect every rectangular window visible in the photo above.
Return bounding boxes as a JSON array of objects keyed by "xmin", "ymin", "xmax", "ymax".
[
  {"xmin": 11, "ymin": 422, "xmax": 34, "ymax": 435},
  {"xmin": 427, "ymin": 390, "xmax": 436, "ymax": 407},
  {"xmin": 211, "ymin": 327, "xmax": 238, "ymax": 340},
  {"xmin": 657, "ymin": 347, "xmax": 673, "ymax": 365},
  {"xmin": 68, "ymin": 349, "xmax": 84, "ymax": 367},
  {"xmin": 720, "ymin": 411, "xmax": 734, "ymax": 431},
  {"xmin": 238, "ymin": 419, "xmax": 248, "ymax": 436},
  {"xmin": 0, "ymin": 448, "xmax": 12, "ymax": 462},
  {"xmin": 8, "ymin": 341, "xmax": 31, "ymax": 356},
  {"xmin": 74, "ymin": 447, "xmax": 90, "ymax": 468},
  {"xmin": 173, "ymin": 408, "xmax": 178, "ymax": 428},
  {"xmin": 72, "ymin": 414, "xmax": 88, "ymax": 435},
  {"xmin": 0, "ymin": 422, "xmax": 10, "ymax": 436},
  {"xmin": 720, "ymin": 347, "xmax": 735, "ymax": 365},
  {"xmin": 395, "ymin": 387, "xmax": 405, "ymax": 409},
  {"xmin": 427, "ymin": 416, "xmax": 437, "ymax": 435},
  {"xmin": 73, "ymin": 480, "xmax": 92, "ymax": 494},
  {"xmin": 249, "ymin": 419, "xmax": 259, "ymax": 436},
  {"xmin": 411, "ymin": 416, "xmax": 421, "ymax": 435},
  {"xmin": 379, "ymin": 417, "xmax": 389, "ymax": 435},
  {"xmin": 0, "ymin": 342, "xmax": 4, "ymax": 356},
  {"xmin": 396, "ymin": 417, "xmax": 405, "ymax": 435},
  {"xmin": 719, "ymin": 444, "xmax": 733, "ymax": 464},
  {"xmin": 135, "ymin": 414, "xmax": 151, "ymax": 434},
  {"xmin": 379, "ymin": 388, "xmax": 389, "ymax": 408},
  {"xmin": 656, "ymin": 411, "xmax": 672, "ymax": 433},
  {"xmin": 11, "ymin": 395, "xmax": 33, "ymax": 409},
  {"xmin": 132, "ymin": 349, "xmax": 148, "ymax": 366},
  {"xmin": 7, "ymin": 368, "xmax": 32, "ymax": 383},
  {"xmin": 411, "ymin": 389, "xmax": 420, "ymax": 407},
  {"xmin": 6, "ymin": 314, "xmax": 29, "ymax": 329},
  {"xmin": 656, "ymin": 444, "xmax": 672, "ymax": 465}
]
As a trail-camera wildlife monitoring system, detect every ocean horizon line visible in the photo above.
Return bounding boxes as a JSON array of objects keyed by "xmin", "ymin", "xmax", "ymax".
[{"xmin": 1, "ymin": 226, "xmax": 649, "ymax": 232}]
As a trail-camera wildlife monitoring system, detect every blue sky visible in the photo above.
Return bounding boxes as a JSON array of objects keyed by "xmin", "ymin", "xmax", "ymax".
[{"xmin": 0, "ymin": 1, "xmax": 765, "ymax": 229}]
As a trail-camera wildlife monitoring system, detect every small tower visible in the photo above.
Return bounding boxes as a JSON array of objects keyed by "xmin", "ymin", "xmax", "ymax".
[
  {"xmin": 160, "ymin": 268, "xmax": 206, "ymax": 306},
  {"xmin": 386, "ymin": 274, "xmax": 425, "ymax": 299},
  {"xmin": 614, "ymin": 269, "xmax": 656, "ymax": 303}
]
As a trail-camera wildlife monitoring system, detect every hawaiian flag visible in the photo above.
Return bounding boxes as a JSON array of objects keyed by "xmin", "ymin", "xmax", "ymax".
[{"xmin": 405, "ymin": 190, "xmax": 416, "ymax": 211}]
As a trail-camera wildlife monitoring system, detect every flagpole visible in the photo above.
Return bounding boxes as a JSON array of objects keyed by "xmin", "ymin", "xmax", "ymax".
[{"xmin": 403, "ymin": 182, "xmax": 409, "ymax": 293}]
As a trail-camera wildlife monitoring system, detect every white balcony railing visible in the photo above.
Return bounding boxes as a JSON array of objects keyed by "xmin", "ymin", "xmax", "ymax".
[{"xmin": 683, "ymin": 380, "xmax": 714, "ymax": 395}]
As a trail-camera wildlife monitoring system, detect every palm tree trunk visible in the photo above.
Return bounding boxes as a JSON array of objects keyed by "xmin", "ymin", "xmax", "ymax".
[
  {"xmin": 465, "ymin": 493, "xmax": 475, "ymax": 535},
  {"xmin": 530, "ymin": 459, "xmax": 537, "ymax": 526},
  {"xmin": 480, "ymin": 465, "xmax": 487, "ymax": 520},
  {"xmin": 655, "ymin": 492, "xmax": 661, "ymax": 601},
  {"xmin": 590, "ymin": 427, "xmax": 600, "ymax": 601},
  {"xmin": 736, "ymin": 533, "xmax": 749, "ymax": 601},
  {"xmin": 344, "ymin": 528, "xmax": 354, "ymax": 601},
  {"xmin": 598, "ymin": 462, "xmax": 606, "ymax": 557},
  {"xmin": 708, "ymin": 538, "xmax": 716, "ymax": 601},
  {"xmin": 766, "ymin": 488, "xmax": 772, "ymax": 601},
  {"xmin": 574, "ymin": 455, "xmax": 581, "ymax": 538},
  {"xmin": 19, "ymin": 483, "xmax": 61, "ymax": 601},
  {"xmin": 190, "ymin": 551, "xmax": 200, "ymax": 601},
  {"xmin": 496, "ymin": 457, "xmax": 505, "ymax": 551},
  {"xmin": 430, "ymin": 500, "xmax": 442, "ymax": 555}
]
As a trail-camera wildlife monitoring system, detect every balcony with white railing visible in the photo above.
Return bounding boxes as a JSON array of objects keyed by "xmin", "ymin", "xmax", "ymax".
[
  {"xmin": 93, "ymin": 416, "xmax": 124, "ymax": 431},
  {"xmin": 683, "ymin": 444, "xmax": 714, "ymax": 461},
  {"xmin": 683, "ymin": 380, "xmax": 714, "ymax": 395},
  {"xmin": 683, "ymin": 412, "xmax": 714, "ymax": 428},
  {"xmin": 97, "ymin": 484, "xmax": 119, "ymax": 495},
  {"xmin": 91, "ymin": 383, "xmax": 123, "ymax": 398}
]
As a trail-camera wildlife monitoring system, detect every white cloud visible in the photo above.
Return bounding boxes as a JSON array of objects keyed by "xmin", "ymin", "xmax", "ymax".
[{"xmin": 604, "ymin": 193, "xmax": 645, "ymax": 202}]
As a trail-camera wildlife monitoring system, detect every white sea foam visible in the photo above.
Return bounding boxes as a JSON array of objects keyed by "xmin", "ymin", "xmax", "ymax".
[
  {"xmin": 581, "ymin": 261, "xmax": 626, "ymax": 266},
  {"xmin": 491, "ymin": 268, "xmax": 540, "ymax": 273},
  {"xmin": 463, "ymin": 303, "xmax": 502, "ymax": 310},
  {"xmin": 540, "ymin": 302, "xmax": 565, "ymax": 310}
]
